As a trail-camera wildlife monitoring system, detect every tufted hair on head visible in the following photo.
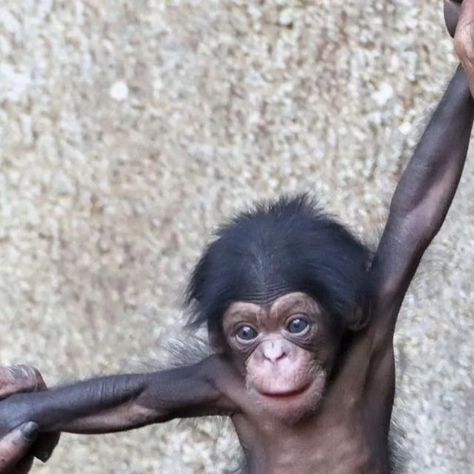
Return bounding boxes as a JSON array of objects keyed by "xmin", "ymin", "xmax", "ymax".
[{"xmin": 185, "ymin": 194, "xmax": 372, "ymax": 333}]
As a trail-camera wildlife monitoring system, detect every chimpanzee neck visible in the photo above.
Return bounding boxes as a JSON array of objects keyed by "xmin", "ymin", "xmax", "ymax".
[{"xmin": 231, "ymin": 397, "xmax": 390, "ymax": 474}]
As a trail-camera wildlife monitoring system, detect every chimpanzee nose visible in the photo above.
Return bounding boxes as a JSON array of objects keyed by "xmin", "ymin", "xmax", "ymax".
[{"xmin": 261, "ymin": 340, "xmax": 287, "ymax": 363}]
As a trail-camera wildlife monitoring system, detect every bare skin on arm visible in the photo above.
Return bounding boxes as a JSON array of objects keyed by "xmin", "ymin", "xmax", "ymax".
[{"xmin": 0, "ymin": 5, "xmax": 473, "ymax": 474}]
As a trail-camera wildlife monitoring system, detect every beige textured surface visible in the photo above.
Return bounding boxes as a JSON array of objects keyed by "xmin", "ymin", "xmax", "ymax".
[{"xmin": 0, "ymin": 1, "xmax": 473, "ymax": 473}]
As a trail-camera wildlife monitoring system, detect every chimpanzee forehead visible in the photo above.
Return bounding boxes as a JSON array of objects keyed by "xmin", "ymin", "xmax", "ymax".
[
  {"xmin": 237, "ymin": 282, "xmax": 291, "ymax": 306},
  {"xmin": 227, "ymin": 292, "xmax": 320, "ymax": 315}
]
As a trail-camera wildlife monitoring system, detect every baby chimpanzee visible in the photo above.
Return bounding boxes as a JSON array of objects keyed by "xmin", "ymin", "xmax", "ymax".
[{"xmin": 0, "ymin": 1, "xmax": 472, "ymax": 473}]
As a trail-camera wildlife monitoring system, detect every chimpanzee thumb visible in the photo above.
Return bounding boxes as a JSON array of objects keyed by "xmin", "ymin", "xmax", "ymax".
[{"xmin": 445, "ymin": 0, "xmax": 462, "ymax": 38}]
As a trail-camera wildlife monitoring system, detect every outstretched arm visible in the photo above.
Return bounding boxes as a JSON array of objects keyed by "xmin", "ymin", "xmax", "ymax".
[
  {"xmin": 369, "ymin": 64, "xmax": 474, "ymax": 343},
  {"xmin": 0, "ymin": 356, "xmax": 236, "ymax": 435}
]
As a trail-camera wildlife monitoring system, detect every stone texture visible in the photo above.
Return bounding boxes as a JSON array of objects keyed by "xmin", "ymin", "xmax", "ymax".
[{"xmin": 0, "ymin": 1, "xmax": 472, "ymax": 473}]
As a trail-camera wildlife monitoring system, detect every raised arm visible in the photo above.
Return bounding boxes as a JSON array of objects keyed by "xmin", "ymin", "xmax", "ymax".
[
  {"xmin": 369, "ymin": 65, "xmax": 474, "ymax": 340},
  {"xmin": 0, "ymin": 356, "xmax": 236, "ymax": 435}
]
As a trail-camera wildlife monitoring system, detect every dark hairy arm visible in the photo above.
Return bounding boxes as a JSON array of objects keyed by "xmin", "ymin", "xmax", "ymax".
[
  {"xmin": 0, "ymin": 356, "xmax": 235, "ymax": 435},
  {"xmin": 369, "ymin": 65, "xmax": 474, "ymax": 343}
]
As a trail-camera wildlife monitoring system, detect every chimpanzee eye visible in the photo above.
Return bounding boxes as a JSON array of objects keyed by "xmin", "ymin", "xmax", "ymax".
[
  {"xmin": 235, "ymin": 325, "xmax": 258, "ymax": 342},
  {"xmin": 287, "ymin": 318, "xmax": 310, "ymax": 334}
]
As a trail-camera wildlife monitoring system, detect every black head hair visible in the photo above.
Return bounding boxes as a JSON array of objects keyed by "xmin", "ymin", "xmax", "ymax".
[{"xmin": 186, "ymin": 194, "xmax": 372, "ymax": 333}]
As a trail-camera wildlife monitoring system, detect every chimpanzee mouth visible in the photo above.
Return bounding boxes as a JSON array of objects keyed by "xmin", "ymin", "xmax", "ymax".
[{"xmin": 258, "ymin": 382, "xmax": 311, "ymax": 399}]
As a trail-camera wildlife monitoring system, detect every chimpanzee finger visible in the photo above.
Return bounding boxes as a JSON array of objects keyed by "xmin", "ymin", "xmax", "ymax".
[
  {"xmin": 22, "ymin": 371, "xmax": 60, "ymax": 464},
  {"xmin": 30, "ymin": 433, "xmax": 60, "ymax": 464},
  {"xmin": 0, "ymin": 423, "xmax": 38, "ymax": 472},
  {"xmin": 0, "ymin": 366, "xmax": 44, "ymax": 399},
  {"xmin": 0, "ymin": 366, "xmax": 60, "ymax": 463},
  {"xmin": 10, "ymin": 455, "xmax": 34, "ymax": 474},
  {"xmin": 445, "ymin": 0, "xmax": 462, "ymax": 38}
]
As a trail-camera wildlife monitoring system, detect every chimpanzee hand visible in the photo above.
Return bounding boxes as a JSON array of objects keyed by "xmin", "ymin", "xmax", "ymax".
[
  {"xmin": 445, "ymin": 0, "xmax": 474, "ymax": 96},
  {"xmin": 444, "ymin": 0, "xmax": 462, "ymax": 37},
  {"xmin": 0, "ymin": 423, "xmax": 40, "ymax": 474},
  {"xmin": 0, "ymin": 366, "xmax": 60, "ymax": 472}
]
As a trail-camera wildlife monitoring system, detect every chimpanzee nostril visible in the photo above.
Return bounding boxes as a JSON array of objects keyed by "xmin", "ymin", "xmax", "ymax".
[{"xmin": 261, "ymin": 340, "xmax": 287, "ymax": 363}]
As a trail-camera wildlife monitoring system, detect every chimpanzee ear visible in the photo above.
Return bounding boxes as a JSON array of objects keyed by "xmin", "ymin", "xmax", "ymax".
[{"xmin": 347, "ymin": 305, "xmax": 369, "ymax": 331}]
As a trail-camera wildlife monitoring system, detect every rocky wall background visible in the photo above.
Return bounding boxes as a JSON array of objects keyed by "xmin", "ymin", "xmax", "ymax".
[{"xmin": 0, "ymin": 1, "xmax": 473, "ymax": 473}]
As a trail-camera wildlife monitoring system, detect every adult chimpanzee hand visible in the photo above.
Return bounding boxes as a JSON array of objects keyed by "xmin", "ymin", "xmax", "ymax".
[
  {"xmin": 0, "ymin": 367, "xmax": 59, "ymax": 473},
  {"xmin": 445, "ymin": 0, "xmax": 462, "ymax": 37},
  {"xmin": 445, "ymin": 0, "xmax": 474, "ymax": 95},
  {"xmin": 0, "ymin": 423, "xmax": 40, "ymax": 474}
]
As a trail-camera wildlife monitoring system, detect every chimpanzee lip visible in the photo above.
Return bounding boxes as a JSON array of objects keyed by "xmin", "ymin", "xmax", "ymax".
[{"xmin": 259, "ymin": 382, "xmax": 311, "ymax": 398}]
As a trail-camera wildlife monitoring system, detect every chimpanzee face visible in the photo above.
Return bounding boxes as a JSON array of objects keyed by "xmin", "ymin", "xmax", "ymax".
[{"xmin": 221, "ymin": 292, "xmax": 341, "ymax": 422}]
